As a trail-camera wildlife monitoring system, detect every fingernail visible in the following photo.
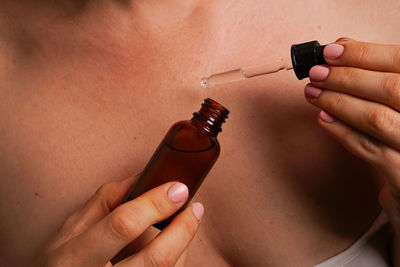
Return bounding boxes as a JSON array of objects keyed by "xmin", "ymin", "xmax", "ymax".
[
  {"xmin": 320, "ymin": 110, "xmax": 336, "ymax": 123},
  {"xmin": 336, "ymin": 37, "xmax": 351, "ymax": 43},
  {"xmin": 192, "ymin": 202, "xmax": 204, "ymax": 221},
  {"xmin": 309, "ymin": 65, "xmax": 330, "ymax": 81},
  {"xmin": 304, "ymin": 84, "xmax": 323, "ymax": 99},
  {"xmin": 168, "ymin": 183, "xmax": 188, "ymax": 203},
  {"xmin": 324, "ymin": 44, "xmax": 344, "ymax": 60}
]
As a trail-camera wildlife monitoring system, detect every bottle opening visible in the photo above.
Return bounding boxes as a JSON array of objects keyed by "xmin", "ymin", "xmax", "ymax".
[
  {"xmin": 203, "ymin": 98, "xmax": 230, "ymax": 117},
  {"xmin": 192, "ymin": 98, "xmax": 229, "ymax": 136}
]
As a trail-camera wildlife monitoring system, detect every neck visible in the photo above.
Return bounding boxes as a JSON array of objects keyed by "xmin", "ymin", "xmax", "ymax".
[
  {"xmin": 3, "ymin": 0, "xmax": 204, "ymax": 21},
  {"xmin": 4, "ymin": 0, "xmax": 209, "ymax": 42},
  {"xmin": 133, "ymin": 0, "xmax": 202, "ymax": 17}
]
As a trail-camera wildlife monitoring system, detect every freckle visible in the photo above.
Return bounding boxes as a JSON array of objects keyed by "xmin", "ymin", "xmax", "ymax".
[
  {"xmin": 34, "ymin": 192, "xmax": 38, "ymax": 196},
  {"xmin": 133, "ymin": 136, "xmax": 137, "ymax": 140},
  {"xmin": 317, "ymin": 25, "xmax": 322, "ymax": 30}
]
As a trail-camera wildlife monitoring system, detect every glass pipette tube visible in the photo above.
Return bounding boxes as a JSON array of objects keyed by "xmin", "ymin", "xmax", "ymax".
[{"xmin": 200, "ymin": 58, "xmax": 293, "ymax": 88}]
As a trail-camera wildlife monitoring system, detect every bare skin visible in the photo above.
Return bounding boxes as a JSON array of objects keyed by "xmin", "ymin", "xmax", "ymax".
[
  {"xmin": 1, "ymin": 0, "xmax": 400, "ymax": 266},
  {"xmin": 31, "ymin": 179, "xmax": 203, "ymax": 267}
]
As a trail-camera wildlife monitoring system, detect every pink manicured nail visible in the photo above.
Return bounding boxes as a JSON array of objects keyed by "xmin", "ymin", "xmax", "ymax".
[
  {"xmin": 168, "ymin": 183, "xmax": 188, "ymax": 203},
  {"xmin": 324, "ymin": 44, "xmax": 344, "ymax": 60},
  {"xmin": 319, "ymin": 110, "xmax": 336, "ymax": 123},
  {"xmin": 192, "ymin": 202, "xmax": 204, "ymax": 221},
  {"xmin": 309, "ymin": 65, "xmax": 330, "ymax": 81},
  {"xmin": 305, "ymin": 84, "xmax": 323, "ymax": 99}
]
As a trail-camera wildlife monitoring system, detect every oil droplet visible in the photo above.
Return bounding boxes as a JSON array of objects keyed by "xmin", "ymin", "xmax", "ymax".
[{"xmin": 200, "ymin": 77, "xmax": 208, "ymax": 88}]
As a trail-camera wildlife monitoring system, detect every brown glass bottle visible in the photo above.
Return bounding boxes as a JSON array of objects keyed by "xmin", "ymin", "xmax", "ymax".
[{"xmin": 125, "ymin": 98, "xmax": 229, "ymax": 230}]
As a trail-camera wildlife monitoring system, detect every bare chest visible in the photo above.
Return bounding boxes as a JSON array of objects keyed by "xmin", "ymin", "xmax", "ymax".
[{"xmin": 1, "ymin": 1, "xmax": 400, "ymax": 266}]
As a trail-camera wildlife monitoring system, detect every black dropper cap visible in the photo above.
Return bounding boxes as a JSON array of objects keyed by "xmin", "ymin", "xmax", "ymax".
[{"xmin": 291, "ymin": 40, "xmax": 326, "ymax": 80}]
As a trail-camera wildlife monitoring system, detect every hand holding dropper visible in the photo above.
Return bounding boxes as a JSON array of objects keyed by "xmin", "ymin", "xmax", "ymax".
[{"xmin": 200, "ymin": 40, "xmax": 326, "ymax": 87}]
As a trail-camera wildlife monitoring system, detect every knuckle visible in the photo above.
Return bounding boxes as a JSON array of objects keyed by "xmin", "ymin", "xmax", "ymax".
[
  {"xmin": 382, "ymin": 75, "xmax": 400, "ymax": 102},
  {"xmin": 338, "ymin": 68, "xmax": 357, "ymax": 88},
  {"xmin": 94, "ymin": 181, "xmax": 125, "ymax": 214},
  {"xmin": 357, "ymin": 133, "xmax": 382, "ymax": 156},
  {"xmin": 145, "ymin": 249, "xmax": 175, "ymax": 267},
  {"xmin": 357, "ymin": 43, "xmax": 374, "ymax": 63},
  {"xmin": 60, "ymin": 213, "xmax": 91, "ymax": 239},
  {"xmin": 108, "ymin": 208, "xmax": 139, "ymax": 239},
  {"xmin": 95, "ymin": 183, "xmax": 112, "ymax": 197},
  {"xmin": 326, "ymin": 93, "xmax": 345, "ymax": 111},
  {"xmin": 64, "ymin": 220, "xmax": 91, "ymax": 239},
  {"xmin": 94, "ymin": 183, "xmax": 115, "ymax": 214},
  {"xmin": 149, "ymin": 196, "xmax": 171, "ymax": 218},
  {"xmin": 367, "ymin": 108, "xmax": 396, "ymax": 134},
  {"xmin": 392, "ymin": 47, "xmax": 400, "ymax": 71}
]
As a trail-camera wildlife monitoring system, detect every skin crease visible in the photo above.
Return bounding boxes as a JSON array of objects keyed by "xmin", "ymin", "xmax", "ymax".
[{"xmin": 1, "ymin": 0, "xmax": 400, "ymax": 266}]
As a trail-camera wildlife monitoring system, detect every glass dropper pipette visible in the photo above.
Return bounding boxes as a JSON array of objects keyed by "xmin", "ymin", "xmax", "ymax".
[
  {"xmin": 200, "ymin": 40, "xmax": 327, "ymax": 88},
  {"xmin": 200, "ymin": 58, "xmax": 293, "ymax": 88}
]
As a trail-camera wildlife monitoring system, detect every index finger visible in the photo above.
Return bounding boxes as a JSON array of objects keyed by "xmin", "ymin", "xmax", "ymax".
[
  {"xmin": 324, "ymin": 38, "xmax": 400, "ymax": 73},
  {"xmin": 57, "ymin": 181, "xmax": 189, "ymax": 267}
]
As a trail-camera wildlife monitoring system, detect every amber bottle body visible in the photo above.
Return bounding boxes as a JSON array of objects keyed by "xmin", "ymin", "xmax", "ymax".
[{"xmin": 125, "ymin": 98, "xmax": 229, "ymax": 230}]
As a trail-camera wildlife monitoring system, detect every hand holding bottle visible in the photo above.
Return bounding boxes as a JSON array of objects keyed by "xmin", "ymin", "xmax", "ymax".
[
  {"xmin": 31, "ymin": 176, "xmax": 203, "ymax": 267},
  {"xmin": 303, "ymin": 37, "xmax": 400, "ymax": 233}
]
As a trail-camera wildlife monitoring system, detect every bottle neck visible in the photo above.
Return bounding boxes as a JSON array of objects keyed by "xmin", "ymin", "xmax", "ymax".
[{"xmin": 190, "ymin": 98, "xmax": 229, "ymax": 137}]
